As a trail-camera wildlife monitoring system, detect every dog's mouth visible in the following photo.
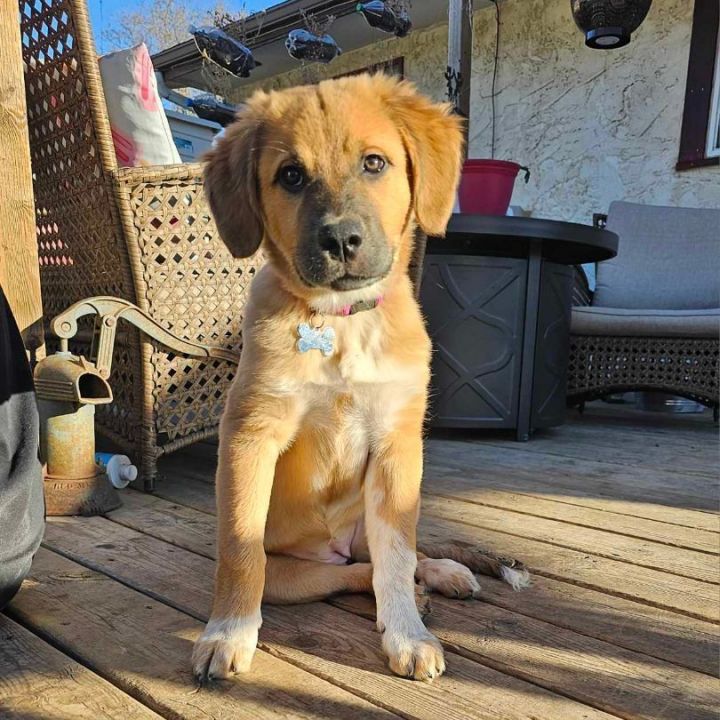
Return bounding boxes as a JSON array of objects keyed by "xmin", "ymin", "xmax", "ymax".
[
  {"xmin": 294, "ymin": 261, "xmax": 391, "ymax": 292},
  {"xmin": 329, "ymin": 273, "xmax": 384, "ymax": 291}
]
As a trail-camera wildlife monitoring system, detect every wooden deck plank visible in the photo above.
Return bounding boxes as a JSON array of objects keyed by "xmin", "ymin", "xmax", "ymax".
[
  {"xmin": 194, "ymin": 406, "xmax": 718, "ymax": 473},
  {"xmin": 39, "ymin": 518, "xmax": 619, "ymax": 720},
  {"xmin": 427, "ymin": 440, "xmax": 718, "ymax": 508},
  {"xmin": 0, "ymin": 614, "xmax": 162, "ymax": 720},
  {"xmin": 566, "ymin": 404, "xmax": 716, "ymax": 435},
  {"xmin": 421, "ymin": 494, "xmax": 718, "ymax": 583},
  {"xmin": 151, "ymin": 474, "xmax": 720, "ymax": 621},
  {"xmin": 159, "ymin": 433, "xmax": 719, "ymax": 530},
  {"xmin": 455, "ymin": 415, "xmax": 717, "ymax": 477},
  {"xmin": 420, "ymin": 515, "xmax": 719, "ymax": 622},
  {"xmin": 154, "ymin": 475, "xmax": 217, "ymax": 513},
  {"xmin": 424, "ymin": 485, "xmax": 718, "ymax": 554},
  {"xmin": 328, "ymin": 593, "xmax": 720, "ymax": 720},
  {"xmin": 157, "ymin": 452, "xmax": 216, "ymax": 488},
  {"xmin": 424, "ymin": 448, "xmax": 719, "ymax": 530},
  {"xmin": 108, "ymin": 489, "xmax": 720, "ymax": 675},
  {"xmin": 8, "ymin": 549, "xmax": 400, "ymax": 720},
  {"xmin": 43, "ymin": 515, "xmax": 720, "ymax": 720}
]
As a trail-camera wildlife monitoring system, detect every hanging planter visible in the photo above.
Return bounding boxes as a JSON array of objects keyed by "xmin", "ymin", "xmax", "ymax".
[
  {"xmin": 286, "ymin": 9, "xmax": 342, "ymax": 64},
  {"xmin": 458, "ymin": 160, "xmax": 530, "ymax": 216},
  {"xmin": 356, "ymin": 1, "xmax": 412, "ymax": 38},
  {"xmin": 285, "ymin": 29, "xmax": 342, "ymax": 63},
  {"xmin": 189, "ymin": 25, "xmax": 261, "ymax": 78},
  {"xmin": 570, "ymin": 0, "xmax": 653, "ymax": 49}
]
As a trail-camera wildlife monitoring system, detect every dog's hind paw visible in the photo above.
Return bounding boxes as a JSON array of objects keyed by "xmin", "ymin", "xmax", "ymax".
[
  {"xmin": 416, "ymin": 558, "xmax": 482, "ymax": 599},
  {"xmin": 439, "ymin": 542, "xmax": 531, "ymax": 589},
  {"xmin": 192, "ymin": 613, "xmax": 261, "ymax": 682}
]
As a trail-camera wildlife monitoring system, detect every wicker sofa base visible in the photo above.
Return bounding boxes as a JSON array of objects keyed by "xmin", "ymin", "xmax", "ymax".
[{"xmin": 567, "ymin": 334, "xmax": 719, "ymax": 409}]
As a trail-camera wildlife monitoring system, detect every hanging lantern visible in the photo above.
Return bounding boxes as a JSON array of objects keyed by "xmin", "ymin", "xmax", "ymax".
[
  {"xmin": 571, "ymin": 0, "xmax": 652, "ymax": 49},
  {"xmin": 190, "ymin": 25, "xmax": 261, "ymax": 77},
  {"xmin": 285, "ymin": 28, "xmax": 342, "ymax": 63},
  {"xmin": 356, "ymin": 1, "xmax": 412, "ymax": 38}
]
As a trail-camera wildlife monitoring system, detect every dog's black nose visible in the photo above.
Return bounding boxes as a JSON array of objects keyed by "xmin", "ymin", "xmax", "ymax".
[{"xmin": 318, "ymin": 220, "xmax": 363, "ymax": 262}]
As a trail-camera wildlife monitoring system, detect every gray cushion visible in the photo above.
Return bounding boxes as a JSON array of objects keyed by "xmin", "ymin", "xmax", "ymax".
[
  {"xmin": 572, "ymin": 305, "xmax": 720, "ymax": 338},
  {"xmin": 594, "ymin": 201, "xmax": 720, "ymax": 310}
]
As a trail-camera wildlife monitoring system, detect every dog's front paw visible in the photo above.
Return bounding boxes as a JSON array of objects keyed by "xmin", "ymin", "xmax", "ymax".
[
  {"xmin": 382, "ymin": 628, "xmax": 445, "ymax": 682},
  {"xmin": 192, "ymin": 613, "xmax": 261, "ymax": 681},
  {"xmin": 416, "ymin": 558, "xmax": 481, "ymax": 599}
]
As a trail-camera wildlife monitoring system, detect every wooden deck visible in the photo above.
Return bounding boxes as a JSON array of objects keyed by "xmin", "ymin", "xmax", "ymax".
[{"xmin": 2, "ymin": 404, "xmax": 718, "ymax": 719}]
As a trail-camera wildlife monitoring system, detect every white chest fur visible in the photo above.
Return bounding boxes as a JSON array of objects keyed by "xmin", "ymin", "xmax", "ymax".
[{"xmin": 305, "ymin": 313, "xmax": 424, "ymax": 438}]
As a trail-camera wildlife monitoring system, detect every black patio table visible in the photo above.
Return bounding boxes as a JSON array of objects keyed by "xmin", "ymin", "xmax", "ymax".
[{"xmin": 420, "ymin": 214, "xmax": 618, "ymax": 440}]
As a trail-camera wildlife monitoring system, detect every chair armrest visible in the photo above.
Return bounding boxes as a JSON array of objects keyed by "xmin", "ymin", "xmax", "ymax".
[
  {"xmin": 50, "ymin": 296, "xmax": 240, "ymax": 379},
  {"xmin": 113, "ymin": 162, "xmax": 205, "ymax": 186},
  {"xmin": 572, "ymin": 265, "xmax": 593, "ymax": 306}
]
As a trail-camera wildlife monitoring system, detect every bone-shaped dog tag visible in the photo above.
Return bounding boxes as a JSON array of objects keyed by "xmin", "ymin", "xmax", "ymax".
[{"xmin": 296, "ymin": 323, "xmax": 335, "ymax": 356}]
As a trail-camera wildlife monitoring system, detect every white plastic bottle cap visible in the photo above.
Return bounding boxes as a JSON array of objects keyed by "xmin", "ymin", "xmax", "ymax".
[
  {"xmin": 98, "ymin": 453, "xmax": 139, "ymax": 489},
  {"xmin": 120, "ymin": 464, "xmax": 139, "ymax": 484}
]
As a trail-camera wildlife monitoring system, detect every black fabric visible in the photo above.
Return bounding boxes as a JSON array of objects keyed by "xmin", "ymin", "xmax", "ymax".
[{"xmin": 0, "ymin": 286, "xmax": 44, "ymax": 610}]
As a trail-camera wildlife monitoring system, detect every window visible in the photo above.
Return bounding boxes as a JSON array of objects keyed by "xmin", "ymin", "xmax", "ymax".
[
  {"xmin": 677, "ymin": 0, "xmax": 719, "ymax": 170},
  {"xmin": 707, "ymin": 32, "xmax": 720, "ymax": 158}
]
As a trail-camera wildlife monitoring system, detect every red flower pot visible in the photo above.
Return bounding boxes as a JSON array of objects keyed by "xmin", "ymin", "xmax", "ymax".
[{"xmin": 458, "ymin": 159, "xmax": 525, "ymax": 215}]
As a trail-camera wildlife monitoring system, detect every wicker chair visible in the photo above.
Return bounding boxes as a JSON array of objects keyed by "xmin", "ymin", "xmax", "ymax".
[
  {"xmin": 19, "ymin": 0, "xmax": 264, "ymax": 488},
  {"xmin": 567, "ymin": 202, "xmax": 719, "ymax": 416}
]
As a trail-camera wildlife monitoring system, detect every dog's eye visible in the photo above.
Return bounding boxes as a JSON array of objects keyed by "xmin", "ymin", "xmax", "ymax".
[
  {"xmin": 363, "ymin": 154, "xmax": 386, "ymax": 174},
  {"xmin": 278, "ymin": 164, "xmax": 306, "ymax": 192}
]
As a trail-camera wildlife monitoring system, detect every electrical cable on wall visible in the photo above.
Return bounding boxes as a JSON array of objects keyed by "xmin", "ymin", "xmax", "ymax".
[{"xmin": 491, "ymin": 0, "xmax": 500, "ymax": 159}]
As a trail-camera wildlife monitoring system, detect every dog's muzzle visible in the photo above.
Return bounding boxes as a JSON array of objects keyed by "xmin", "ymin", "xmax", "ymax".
[{"xmin": 296, "ymin": 215, "xmax": 393, "ymax": 290}]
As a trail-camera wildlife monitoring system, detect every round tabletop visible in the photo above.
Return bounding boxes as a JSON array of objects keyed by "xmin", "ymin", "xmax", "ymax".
[{"xmin": 429, "ymin": 214, "xmax": 618, "ymax": 265}]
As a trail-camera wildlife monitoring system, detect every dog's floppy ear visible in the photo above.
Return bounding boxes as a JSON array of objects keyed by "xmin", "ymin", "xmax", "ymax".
[
  {"xmin": 203, "ymin": 113, "xmax": 264, "ymax": 258},
  {"xmin": 385, "ymin": 81, "xmax": 464, "ymax": 236}
]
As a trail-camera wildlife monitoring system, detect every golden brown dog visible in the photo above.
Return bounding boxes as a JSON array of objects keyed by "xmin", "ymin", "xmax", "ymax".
[{"xmin": 193, "ymin": 74, "xmax": 529, "ymax": 683}]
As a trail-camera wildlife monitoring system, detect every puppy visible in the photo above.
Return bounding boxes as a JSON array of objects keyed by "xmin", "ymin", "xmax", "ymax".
[{"xmin": 193, "ymin": 74, "xmax": 528, "ymax": 683}]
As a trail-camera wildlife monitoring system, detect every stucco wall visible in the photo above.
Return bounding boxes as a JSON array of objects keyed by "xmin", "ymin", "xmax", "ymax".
[
  {"xmin": 469, "ymin": 0, "xmax": 719, "ymax": 222},
  {"xmin": 230, "ymin": 0, "xmax": 718, "ymax": 222}
]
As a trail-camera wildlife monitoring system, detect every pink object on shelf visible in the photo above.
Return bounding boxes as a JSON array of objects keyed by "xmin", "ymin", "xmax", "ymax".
[{"xmin": 458, "ymin": 159, "xmax": 521, "ymax": 216}]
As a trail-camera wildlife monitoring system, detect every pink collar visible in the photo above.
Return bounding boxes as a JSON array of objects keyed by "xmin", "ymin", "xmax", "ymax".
[
  {"xmin": 308, "ymin": 297, "xmax": 384, "ymax": 322},
  {"xmin": 330, "ymin": 295, "xmax": 384, "ymax": 317}
]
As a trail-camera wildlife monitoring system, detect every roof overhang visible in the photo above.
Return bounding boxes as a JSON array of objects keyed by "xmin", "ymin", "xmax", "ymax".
[{"xmin": 152, "ymin": 0, "xmax": 451, "ymax": 91}]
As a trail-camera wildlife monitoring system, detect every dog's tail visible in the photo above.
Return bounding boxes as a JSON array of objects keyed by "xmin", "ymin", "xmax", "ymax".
[{"xmin": 417, "ymin": 541, "xmax": 531, "ymax": 591}]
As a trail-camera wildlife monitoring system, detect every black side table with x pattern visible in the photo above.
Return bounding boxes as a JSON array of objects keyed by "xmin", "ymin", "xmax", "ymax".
[{"xmin": 420, "ymin": 214, "xmax": 618, "ymax": 440}]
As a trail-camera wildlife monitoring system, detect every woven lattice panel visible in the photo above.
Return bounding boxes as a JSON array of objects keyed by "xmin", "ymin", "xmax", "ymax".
[
  {"xmin": 119, "ymin": 167, "xmax": 263, "ymax": 444},
  {"xmin": 568, "ymin": 335, "xmax": 719, "ymax": 406},
  {"xmin": 97, "ymin": 338, "xmax": 143, "ymax": 443},
  {"xmin": 20, "ymin": 0, "xmax": 132, "ymax": 322}
]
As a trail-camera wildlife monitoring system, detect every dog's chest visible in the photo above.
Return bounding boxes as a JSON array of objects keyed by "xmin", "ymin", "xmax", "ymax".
[
  {"xmin": 303, "ymin": 319, "xmax": 419, "ymax": 435},
  {"xmin": 270, "ymin": 311, "xmax": 422, "ymax": 488},
  {"xmin": 329, "ymin": 316, "xmax": 389, "ymax": 386},
  {"xmin": 265, "ymin": 309, "xmax": 427, "ymax": 561}
]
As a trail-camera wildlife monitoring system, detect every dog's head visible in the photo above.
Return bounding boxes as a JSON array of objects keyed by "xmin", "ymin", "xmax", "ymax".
[{"xmin": 204, "ymin": 74, "xmax": 463, "ymax": 299}]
